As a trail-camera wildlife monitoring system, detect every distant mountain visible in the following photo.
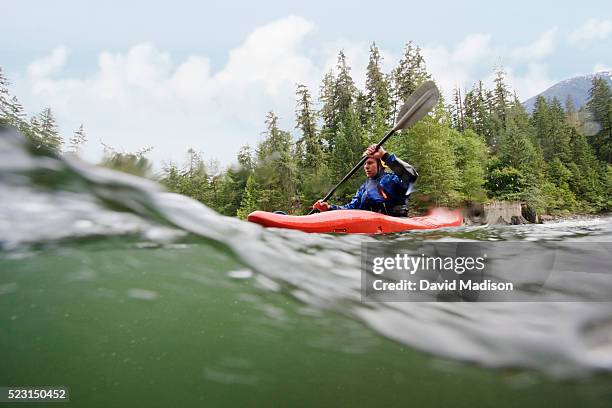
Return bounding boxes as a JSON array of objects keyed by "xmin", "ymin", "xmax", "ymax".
[{"xmin": 522, "ymin": 71, "xmax": 612, "ymax": 113}]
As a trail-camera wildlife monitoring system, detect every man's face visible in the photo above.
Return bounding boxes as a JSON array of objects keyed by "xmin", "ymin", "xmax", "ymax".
[{"xmin": 364, "ymin": 158, "xmax": 378, "ymax": 178}]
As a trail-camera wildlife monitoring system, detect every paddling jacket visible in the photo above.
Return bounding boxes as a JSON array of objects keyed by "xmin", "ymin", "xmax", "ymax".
[{"xmin": 330, "ymin": 153, "xmax": 418, "ymax": 217}]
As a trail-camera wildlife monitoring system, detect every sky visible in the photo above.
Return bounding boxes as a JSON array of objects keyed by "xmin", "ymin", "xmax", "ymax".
[{"xmin": 2, "ymin": 0, "xmax": 611, "ymax": 169}]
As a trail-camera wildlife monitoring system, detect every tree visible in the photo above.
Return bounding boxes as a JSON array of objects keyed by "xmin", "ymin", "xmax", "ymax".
[
  {"xmin": 391, "ymin": 41, "xmax": 430, "ymax": 121},
  {"xmin": 329, "ymin": 106, "xmax": 365, "ymax": 201},
  {"xmin": 565, "ymin": 95, "xmax": 580, "ymax": 129},
  {"xmin": 218, "ymin": 146, "xmax": 253, "ymax": 216},
  {"xmin": 492, "ymin": 67, "xmax": 510, "ymax": 125},
  {"xmin": 236, "ymin": 174, "xmax": 258, "ymax": 219},
  {"xmin": 161, "ymin": 148, "xmax": 210, "ymax": 203},
  {"xmin": 365, "ymin": 42, "xmax": 392, "ymax": 126},
  {"xmin": 317, "ymin": 51, "xmax": 357, "ymax": 152},
  {"xmin": 586, "ymin": 76, "xmax": 612, "ymax": 163},
  {"xmin": 452, "ymin": 129, "xmax": 487, "ymax": 202},
  {"xmin": 463, "ymin": 81, "xmax": 495, "ymax": 144},
  {"xmin": 295, "ymin": 84, "xmax": 323, "ymax": 171},
  {"xmin": 449, "ymin": 87, "xmax": 465, "ymax": 132},
  {"xmin": 319, "ymin": 69, "xmax": 337, "ymax": 151},
  {"xmin": 100, "ymin": 144, "xmax": 154, "ymax": 178},
  {"xmin": 386, "ymin": 119, "xmax": 461, "ymax": 208},
  {"xmin": 334, "ymin": 50, "xmax": 357, "ymax": 127},
  {"xmin": 531, "ymin": 96, "xmax": 571, "ymax": 162},
  {"xmin": 0, "ymin": 69, "xmax": 28, "ymax": 132},
  {"xmin": 0, "ymin": 68, "xmax": 11, "ymax": 126},
  {"xmin": 237, "ymin": 112, "xmax": 298, "ymax": 215},
  {"xmin": 566, "ymin": 128, "xmax": 606, "ymax": 211},
  {"xmin": 68, "ymin": 124, "xmax": 87, "ymax": 154},
  {"xmin": 30, "ymin": 108, "xmax": 63, "ymax": 153},
  {"xmin": 542, "ymin": 157, "xmax": 577, "ymax": 212}
]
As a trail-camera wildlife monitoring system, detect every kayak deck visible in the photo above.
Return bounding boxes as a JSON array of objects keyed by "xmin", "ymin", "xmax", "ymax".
[{"xmin": 247, "ymin": 208, "xmax": 463, "ymax": 234}]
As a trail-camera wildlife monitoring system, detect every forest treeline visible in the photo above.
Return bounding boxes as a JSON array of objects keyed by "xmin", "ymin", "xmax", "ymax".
[{"xmin": 1, "ymin": 42, "xmax": 611, "ymax": 217}]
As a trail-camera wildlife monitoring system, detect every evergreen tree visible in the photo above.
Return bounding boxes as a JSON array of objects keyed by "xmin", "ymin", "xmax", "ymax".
[
  {"xmin": 452, "ymin": 129, "xmax": 487, "ymax": 202},
  {"xmin": 100, "ymin": 145, "xmax": 154, "ymax": 178},
  {"xmin": 449, "ymin": 87, "xmax": 465, "ymax": 132},
  {"xmin": 163, "ymin": 148, "xmax": 210, "ymax": 202},
  {"xmin": 319, "ymin": 70, "xmax": 337, "ymax": 151},
  {"xmin": 499, "ymin": 109, "xmax": 541, "ymax": 172},
  {"xmin": 295, "ymin": 84, "xmax": 323, "ymax": 171},
  {"xmin": 9, "ymin": 96, "xmax": 27, "ymax": 131},
  {"xmin": 334, "ymin": 50, "xmax": 357, "ymax": 126},
  {"xmin": 33, "ymin": 108, "xmax": 63, "ymax": 153},
  {"xmin": 391, "ymin": 42, "xmax": 430, "ymax": 121},
  {"xmin": 329, "ymin": 106, "xmax": 364, "ymax": 201},
  {"xmin": 0, "ymin": 68, "xmax": 11, "ymax": 126},
  {"xmin": 365, "ymin": 103, "xmax": 389, "ymax": 146},
  {"xmin": 492, "ymin": 67, "xmax": 510, "ymax": 125},
  {"xmin": 387, "ymin": 119, "xmax": 461, "ymax": 208},
  {"xmin": 365, "ymin": 42, "xmax": 392, "ymax": 125},
  {"xmin": 586, "ymin": 76, "xmax": 612, "ymax": 163},
  {"xmin": 531, "ymin": 97, "xmax": 572, "ymax": 162},
  {"xmin": 294, "ymin": 84, "xmax": 331, "ymax": 212},
  {"xmin": 218, "ymin": 146, "xmax": 254, "ymax": 216},
  {"xmin": 531, "ymin": 97, "xmax": 554, "ymax": 160},
  {"xmin": 237, "ymin": 112, "xmax": 297, "ymax": 215},
  {"xmin": 566, "ymin": 128, "xmax": 606, "ymax": 211},
  {"xmin": 27, "ymin": 115, "xmax": 43, "ymax": 148},
  {"xmin": 0, "ymin": 70, "xmax": 28, "ymax": 131},
  {"xmin": 463, "ymin": 81, "xmax": 494, "ymax": 144},
  {"xmin": 565, "ymin": 95, "xmax": 580, "ymax": 129},
  {"xmin": 236, "ymin": 174, "xmax": 258, "ymax": 219},
  {"xmin": 542, "ymin": 157, "xmax": 577, "ymax": 212},
  {"xmin": 354, "ymin": 90, "xmax": 369, "ymax": 128},
  {"xmin": 68, "ymin": 124, "xmax": 87, "ymax": 154}
]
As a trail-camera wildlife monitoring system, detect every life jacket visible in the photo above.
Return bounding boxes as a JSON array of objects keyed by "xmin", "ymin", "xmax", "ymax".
[{"xmin": 362, "ymin": 172, "xmax": 410, "ymax": 216}]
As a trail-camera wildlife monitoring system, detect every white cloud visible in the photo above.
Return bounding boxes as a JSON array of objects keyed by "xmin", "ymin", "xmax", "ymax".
[
  {"xmin": 503, "ymin": 63, "xmax": 556, "ymax": 101},
  {"xmin": 593, "ymin": 63, "xmax": 611, "ymax": 73},
  {"xmin": 510, "ymin": 28, "xmax": 557, "ymax": 61},
  {"xmin": 420, "ymin": 32, "xmax": 557, "ymax": 102},
  {"xmin": 569, "ymin": 18, "xmax": 612, "ymax": 46},
  {"xmin": 453, "ymin": 34, "xmax": 493, "ymax": 64},
  {"xmin": 13, "ymin": 17, "xmax": 562, "ymax": 168},
  {"xmin": 17, "ymin": 16, "xmax": 321, "ymax": 167},
  {"xmin": 214, "ymin": 15, "xmax": 316, "ymax": 95},
  {"xmin": 420, "ymin": 34, "xmax": 495, "ymax": 96},
  {"xmin": 26, "ymin": 46, "xmax": 68, "ymax": 77}
]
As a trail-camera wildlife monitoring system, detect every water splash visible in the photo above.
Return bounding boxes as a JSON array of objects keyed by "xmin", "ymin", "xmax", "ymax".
[{"xmin": 1, "ymin": 127, "xmax": 611, "ymax": 379}]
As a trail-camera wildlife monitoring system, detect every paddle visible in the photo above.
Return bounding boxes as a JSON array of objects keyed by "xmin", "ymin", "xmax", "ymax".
[{"xmin": 309, "ymin": 80, "xmax": 440, "ymax": 214}]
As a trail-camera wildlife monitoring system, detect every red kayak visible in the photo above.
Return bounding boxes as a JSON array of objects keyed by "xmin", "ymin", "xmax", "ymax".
[{"xmin": 247, "ymin": 208, "xmax": 463, "ymax": 234}]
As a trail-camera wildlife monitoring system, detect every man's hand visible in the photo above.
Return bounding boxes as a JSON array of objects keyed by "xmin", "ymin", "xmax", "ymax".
[
  {"xmin": 364, "ymin": 144, "xmax": 386, "ymax": 160},
  {"xmin": 313, "ymin": 200, "xmax": 331, "ymax": 212}
]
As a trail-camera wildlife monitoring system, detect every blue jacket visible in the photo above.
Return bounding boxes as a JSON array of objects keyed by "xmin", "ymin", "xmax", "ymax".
[{"xmin": 330, "ymin": 153, "xmax": 418, "ymax": 216}]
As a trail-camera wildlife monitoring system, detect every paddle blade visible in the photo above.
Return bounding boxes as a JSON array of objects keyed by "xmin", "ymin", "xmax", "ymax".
[{"xmin": 393, "ymin": 80, "xmax": 440, "ymax": 131}]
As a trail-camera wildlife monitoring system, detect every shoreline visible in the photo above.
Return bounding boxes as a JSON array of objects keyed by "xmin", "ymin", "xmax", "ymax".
[{"xmin": 539, "ymin": 212, "xmax": 611, "ymax": 224}]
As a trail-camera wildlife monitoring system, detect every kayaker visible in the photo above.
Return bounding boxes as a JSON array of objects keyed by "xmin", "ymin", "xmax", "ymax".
[{"xmin": 313, "ymin": 144, "xmax": 418, "ymax": 217}]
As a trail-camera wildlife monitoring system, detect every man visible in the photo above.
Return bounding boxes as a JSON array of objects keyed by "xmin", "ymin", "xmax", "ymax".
[{"xmin": 313, "ymin": 144, "xmax": 418, "ymax": 217}]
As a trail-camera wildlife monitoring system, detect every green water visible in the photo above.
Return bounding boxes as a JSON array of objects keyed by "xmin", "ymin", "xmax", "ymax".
[
  {"xmin": 1, "ymin": 129, "xmax": 611, "ymax": 407},
  {"xmin": 1, "ymin": 241, "xmax": 610, "ymax": 407}
]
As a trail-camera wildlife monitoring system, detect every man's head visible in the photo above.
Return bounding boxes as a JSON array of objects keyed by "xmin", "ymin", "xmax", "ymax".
[{"xmin": 364, "ymin": 157, "xmax": 382, "ymax": 178}]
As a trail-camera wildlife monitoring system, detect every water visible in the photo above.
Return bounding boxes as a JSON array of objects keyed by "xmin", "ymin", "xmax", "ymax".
[{"xmin": 1, "ymin": 128, "xmax": 611, "ymax": 407}]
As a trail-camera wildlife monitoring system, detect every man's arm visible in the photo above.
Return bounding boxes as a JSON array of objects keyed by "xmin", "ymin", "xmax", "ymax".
[
  {"xmin": 312, "ymin": 185, "xmax": 364, "ymax": 211},
  {"xmin": 330, "ymin": 185, "xmax": 364, "ymax": 210},
  {"xmin": 381, "ymin": 152, "xmax": 418, "ymax": 187}
]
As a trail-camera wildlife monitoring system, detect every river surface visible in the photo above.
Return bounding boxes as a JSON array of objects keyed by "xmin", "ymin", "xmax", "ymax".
[{"xmin": 1, "ymin": 128, "xmax": 611, "ymax": 407}]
